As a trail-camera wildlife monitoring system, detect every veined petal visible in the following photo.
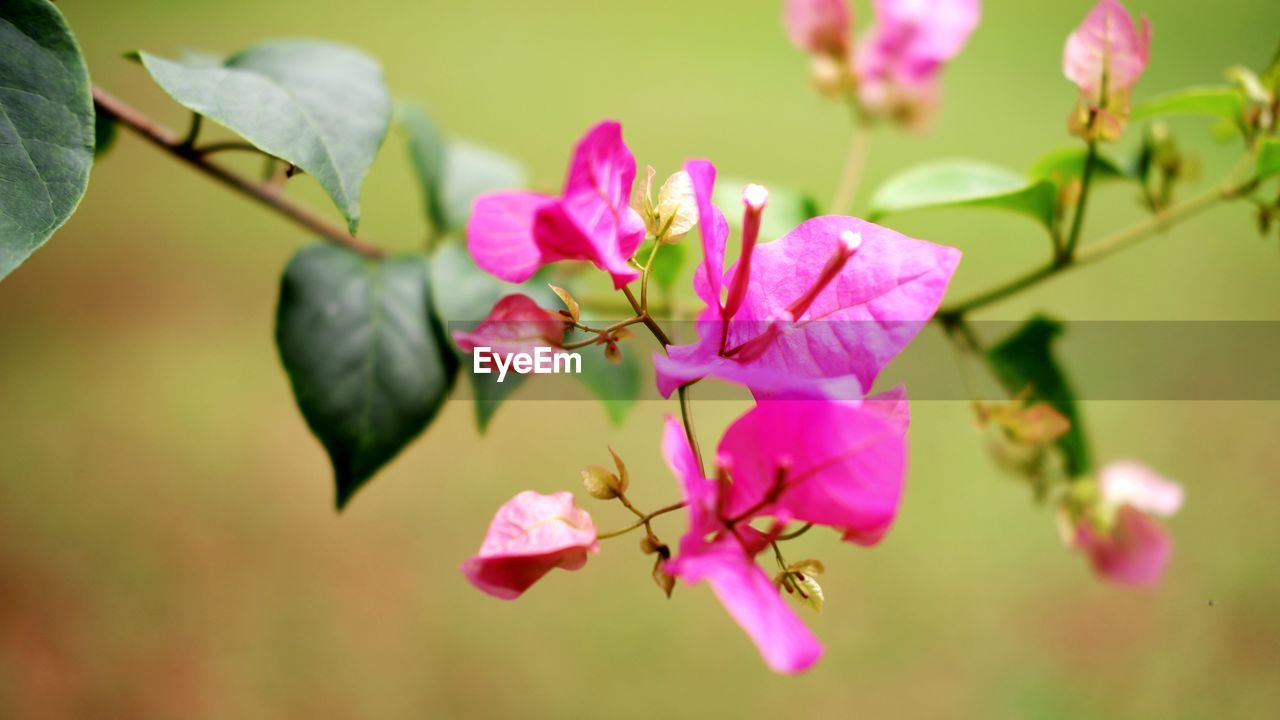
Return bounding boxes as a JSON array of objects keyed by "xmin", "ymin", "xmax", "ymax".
[
  {"xmin": 462, "ymin": 491, "xmax": 599, "ymax": 600},
  {"xmin": 1063, "ymin": 0, "xmax": 1150, "ymax": 99},
  {"xmin": 685, "ymin": 159, "xmax": 729, "ymax": 312},
  {"xmin": 452, "ymin": 294, "xmax": 566, "ymax": 356},
  {"xmin": 467, "ymin": 191, "xmax": 557, "ymax": 283}
]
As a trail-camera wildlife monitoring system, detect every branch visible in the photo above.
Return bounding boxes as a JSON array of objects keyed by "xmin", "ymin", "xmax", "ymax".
[{"xmin": 91, "ymin": 86, "xmax": 385, "ymax": 259}]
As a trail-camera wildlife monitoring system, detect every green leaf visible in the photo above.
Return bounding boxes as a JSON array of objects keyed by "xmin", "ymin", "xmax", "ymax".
[
  {"xmin": 574, "ymin": 344, "xmax": 641, "ymax": 426},
  {"xmin": 397, "ymin": 102, "xmax": 447, "ymax": 233},
  {"xmin": 0, "ymin": 0, "xmax": 94, "ymax": 281},
  {"xmin": 985, "ymin": 316, "xmax": 1091, "ymax": 477},
  {"xmin": 868, "ymin": 160, "xmax": 1057, "ymax": 230},
  {"xmin": 137, "ymin": 40, "xmax": 391, "ymax": 234},
  {"xmin": 633, "ymin": 238, "xmax": 686, "ymax": 293},
  {"xmin": 1131, "ymin": 86, "xmax": 1243, "ymax": 123},
  {"xmin": 398, "ymin": 103, "xmax": 525, "ymax": 237},
  {"xmin": 276, "ymin": 243, "xmax": 457, "ymax": 508},
  {"xmin": 712, "ymin": 177, "xmax": 819, "ymax": 242},
  {"xmin": 1256, "ymin": 138, "xmax": 1280, "ymax": 182},
  {"xmin": 1028, "ymin": 147, "xmax": 1127, "ymax": 187}
]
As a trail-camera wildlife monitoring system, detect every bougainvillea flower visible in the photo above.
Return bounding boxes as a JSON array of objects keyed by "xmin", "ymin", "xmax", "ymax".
[
  {"xmin": 853, "ymin": 0, "xmax": 981, "ymax": 124},
  {"xmin": 1063, "ymin": 0, "xmax": 1150, "ymax": 140},
  {"xmin": 467, "ymin": 121, "xmax": 646, "ymax": 289},
  {"xmin": 452, "ymin": 294, "xmax": 566, "ymax": 355},
  {"xmin": 655, "ymin": 159, "xmax": 959, "ymax": 400},
  {"xmin": 1074, "ymin": 461, "xmax": 1182, "ymax": 586},
  {"xmin": 783, "ymin": 0, "xmax": 852, "ymax": 58},
  {"xmin": 660, "ymin": 398, "xmax": 907, "ymax": 672},
  {"xmin": 461, "ymin": 491, "xmax": 599, "ymax": 600}
]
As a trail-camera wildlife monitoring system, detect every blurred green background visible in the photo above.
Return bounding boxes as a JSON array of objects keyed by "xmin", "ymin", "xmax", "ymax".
[{"xmin": 2, "ymin": 0, "xmax": 1278, "ymax": 717}]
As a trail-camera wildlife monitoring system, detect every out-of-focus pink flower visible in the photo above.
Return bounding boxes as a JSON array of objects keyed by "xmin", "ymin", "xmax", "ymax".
[
  {"xmin": 1063, "ymin": 0, "xmax": 1150, "ymax": 139},
  {"xmin": 452, "ymin": 294, "xmax": 566, "ymax": 355},
  {"xmin": 655, "ymin": 159, "xmax": 959, "ymax": 400},
  {"xmin": 461, "ymin": 491, "xmax": 599, "ymax": 600},
  {"xmin": 1073, "ymin": 461, "xmax": 1181, "ymax": 586},
  {"xmin": 784, "ymin": 0, "xmax": 852, "ymax": 57},
  {"xmin": 853, "ymin": 0, "xmax": 980, "ymax": 124},
  {"xmin": 467, "ymin": 121, "xmax": 646, "ymax": 289},
  {"xmin": 660, "ymin": 397, "xmax": 907, "ymax": 672}
]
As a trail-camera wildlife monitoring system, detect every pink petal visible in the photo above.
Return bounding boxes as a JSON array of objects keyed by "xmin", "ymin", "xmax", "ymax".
[
  {"xmin": 723, "ymin": 215, "xmax": 960, "ymax": 393},
  {"xmin": 537, "ymin": 121, "xmax": 646, "ymax": 289},
  {"xmin": 1099, "ymin": 461, "xmax": 1183, "ymax": 517},
  {"xmin": 452, "ymin": 294, "xmax": 566, "ymax": 355},
  {"xmin": 666, "ymin": 534, "xmax": 823, "ymax": 674},
  {"xmin": 461, "ymin": 491, "xmax": 599, "ymax": 600},
  {"xmin": 684, "ymin": 159, "xmax": 729, "ymax": 311},
  {"xmin": 784, "ymin": 0, "xmax": 852, "ymax": 56},
  {"xmin": 467, "ymin": 191, "xmax": 558, "ymax": 283},
  {"xmin": 714, "ymin": 399, "xmax": 907, "ymax": 545},
  {"xmin": 1063, "ymin": 0, "xmax": 1150, "ymax": 98},
  {"xmin": 1076, "ymin": 506, "xmax": 1172, "ymax": 587},
  {"xmin": 857, "ymin": 0, "xmax": 980, "ymax": 86},
  {"xmin": 662, "ymin": 415, "xmax": 719, "ymax": 537}
]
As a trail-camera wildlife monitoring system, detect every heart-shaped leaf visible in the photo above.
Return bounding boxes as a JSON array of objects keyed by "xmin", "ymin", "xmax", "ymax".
[
  {"xmin": 0, "ymin": 0, "xmax": 94, "ymax": 281},
  {"xmin": 986, "ymin": 316, "xmax": 1091, "ymax": 478},
  {"xmin": 869, "ymin": 160, "xmax": 1057, "ymax": 231},
  {"xmin": 137, "ymin": 41, "xmax": 391, "ymax": 233},
  {"xmin": 276, "ymin": 243, "xmax": 457, "ymax": 508}
]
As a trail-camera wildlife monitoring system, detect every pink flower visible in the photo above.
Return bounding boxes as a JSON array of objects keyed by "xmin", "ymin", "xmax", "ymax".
[
  {"xmin": 467, "ymin": 121, "xmax": 646, "ymax": 289},
  {"xmin": 1074, "ymin": 461, "xmax": 1182, "ymax": 587},
  {"xmin": 660, "ymin": 398, "xmax": 908, "ymax": 672},
  {"xmin": 1063, "ymin": 0, "xmax": 1150, "ymax": 139},
  {"xmin": 452, "ymin": 294, "xmax": 566, "ymax": 355},
  {"xmin": 854, "ymin": 0, "xmax": 981, "ymax": 124},
  {"xmin": 655, "ymin": 159, "xmax": 960, "ymax": 400},
  {"xmin": 784, "ymin": 0, "xmax": 852, "ymax": 57},
  {"xmin": 461, "ymin": 491, "xmax": 599, "ymax": 600}
]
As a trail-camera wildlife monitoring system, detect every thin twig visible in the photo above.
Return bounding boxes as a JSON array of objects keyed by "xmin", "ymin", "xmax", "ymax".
[{"xmin": 91, "ymin": 86, "xmax": 384, "ymax": 259}]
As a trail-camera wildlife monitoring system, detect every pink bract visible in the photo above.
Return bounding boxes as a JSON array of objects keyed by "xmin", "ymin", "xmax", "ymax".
[
  {"xmin": 783, "ymin": 0, "xmax": 852, "ymax": 57},
  {"xmin": 660, "ymin": 397, "xmax": 907, "ymax": 672},
  {"xmin": 1099, "ymin": 460, "xmax": 1183, "ymax": 517},
  {"xmin": 854, "ymin": 0, "xmax": 980, "ymax": 119},
  {"xmin": 452, "ymin": 294, "xmax": 565, "ymax": 355},
  {"xmin": 461, "ymin": 491, "xmax": 599, "ymax": 600},
  {"xmin": 657, "ymin": 161, "xmax": 960, "ymax": 400},
  {"xmin": 1063, "ymin": 0, "xmax": 1150, "ymax": 101},
  {"xmin": 1076, "ymin": 506, "xmax": 1172, "ymax": 587},
  {"xmin": 467, "ymin": 121, "xmax": 646, "ymax": 289}
]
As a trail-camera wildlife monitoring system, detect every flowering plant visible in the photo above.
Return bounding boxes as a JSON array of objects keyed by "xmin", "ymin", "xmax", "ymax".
[{"xmin": 4, "ymin": 0, "xmax": 1276, "ymax": 676}]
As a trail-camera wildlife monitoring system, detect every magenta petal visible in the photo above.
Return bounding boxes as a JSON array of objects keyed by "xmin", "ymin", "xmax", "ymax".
[
  {"xmin": 725, "ymin": 216, "xmax": 960, "ymax": 392},
  {"xmin": 452, "ymin": 294, "xmax": 566, "ymax": 355},
  {"xmin": 1076, "ymin": 506, "xmax": 1172, "ymax": 587},
  {"xmin": 662, "ymin": 415, "xmax": 719, "ymax": 537},
  {"xmin": 467, "ymin": 191, "xmax": 558, "ymax": 283},
  {"xmin": 1063, "ymin": 0, "xmax": 1150, "ymax": 98},
  {"xmin": 715, "ymin": 399, "xmax": 906, "ymax": 545},
  {"xmin": 461, "ymin": 491, "xmax": 599, "ymax": 600},
  {"xmin": 667, "ymin": 535, "xmax": 823, "ymax": 674},
  {"xmin": 684, "ymin": 159, "xmax": 729, "ymax": 312},
  {"xmin": 857, "ymin": 0, "xmax": 980, "ymax": 88},
  {"xmin": 539, "ymin": 121, "xmax": 646, "ymax": 289}
]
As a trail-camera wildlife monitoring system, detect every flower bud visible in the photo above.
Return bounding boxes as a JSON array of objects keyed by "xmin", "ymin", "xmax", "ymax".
[{"xmin": 581, "ymin": 465, "xmax": 623, "ymax": 499}]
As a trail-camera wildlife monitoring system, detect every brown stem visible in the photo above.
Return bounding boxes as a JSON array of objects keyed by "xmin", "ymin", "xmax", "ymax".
[{"xmin": 91, "ymin": 86, "xmax": 384, "ymax": 259}]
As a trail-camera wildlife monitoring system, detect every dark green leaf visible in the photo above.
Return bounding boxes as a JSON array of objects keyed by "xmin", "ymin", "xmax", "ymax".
[
  {"xmin": 868, "ymin": 160, "xmax": 1057, "ymax": 230},
  {"xmin": 1028, "ymin": 147, "xmax": 1127, "ymax": 187},
  {"xmin": 137, "ymin": 40, "xmax": 391, "ymax": 233},
  {"xmin": 985, "ymin": 316, "xmax": 1091, "ymax": 477},
  {"xmin": 276, "ymin": 243, "xmax": 457, "ymax": 508},
  {"xmin": 1256, "ymin": 138, "xmax": 1280, "ymax": 181},
  {"xmin": 1131, "ymin": 86, "xmax": 1243, "ymax": 123},
  {"xmin": 0, "ymin": 0, "xmax": 94, "ymax": 281},
  {"xmin": 574, "ymin": 344, "xmax": 641, "ymax": 426},
  {"xmin": 712, "ymin": 177, "xmax": 819, "ymax": 242},
  {"xmin": 94, "ymin": 106, "xmax": 117, "ymax": 158}
]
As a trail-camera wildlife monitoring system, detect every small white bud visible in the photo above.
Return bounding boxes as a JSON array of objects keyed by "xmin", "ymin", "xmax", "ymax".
[
  {"xmin": 839, "ymin": 230, "xmax": 862, "ymax": 252},
  {"xmin": 742, "ymin": 183, "xmax": 770, "ymax": 212}
]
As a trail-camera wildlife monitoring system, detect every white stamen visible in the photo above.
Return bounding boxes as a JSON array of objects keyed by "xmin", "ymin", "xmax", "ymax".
[
  {"xmin": 742, "ymin": 183, "xmax": 770, "ymax": 211},
  {"xmin": 839, "ymin": 231, "xmax": 863, "ymax": 252}
]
